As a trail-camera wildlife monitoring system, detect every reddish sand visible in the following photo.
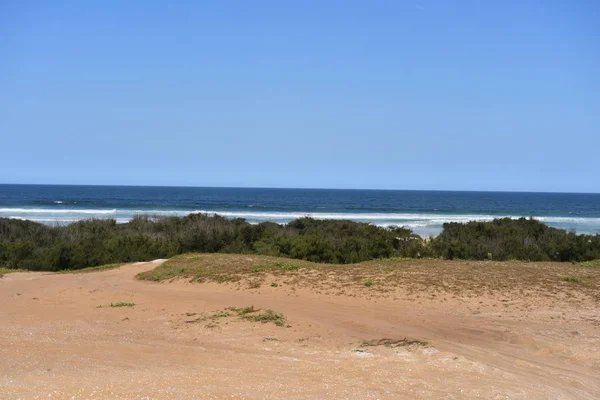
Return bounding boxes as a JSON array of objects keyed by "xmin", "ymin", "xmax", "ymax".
[{"xmin": 1, "ymin": 260, "xmax": 599, "ymax": 399}]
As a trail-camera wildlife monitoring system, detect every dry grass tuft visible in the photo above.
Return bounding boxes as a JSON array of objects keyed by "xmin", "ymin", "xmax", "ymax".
[
  {"xmin": 97, "ymin": 302, "xmax": 136, "ymax": 308},
  {"xmin": 362, "ymin": 338, "xmax": 429, "ymax": 348},
  {"xmin": 0, "ymin": 267, "xmax": 26, "ymax": 278},
  {"xmin": 184, "ymin": 306, "xmax": 287, "ymax": 327}
]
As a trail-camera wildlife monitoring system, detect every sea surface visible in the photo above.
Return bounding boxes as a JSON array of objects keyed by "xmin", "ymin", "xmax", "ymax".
[{"xmin": 1, "ymin": 184, "xmax": 600, "ymax": 236}]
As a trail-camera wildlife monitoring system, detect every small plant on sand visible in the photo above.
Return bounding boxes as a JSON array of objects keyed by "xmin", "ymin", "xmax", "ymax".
[
  {"xmin": 241, "ymin": 309, "xmax": 286, "ymax": 327},
  {"xmin": 0, "ymin": 267, "xmax": 25, "ymax": 278},
  {"xmin": 362, "ymin": 338, "xmax": 429, "ymax": 348},
  {"xmin": 560, "ymin": 276, "xmax": 582, "ymax": 283},
  {"xmin": 210, "ymin": 310, "xmax": 232, "ymax": 319},
  {"xmin": 580, "ymin": 260, "xmax": 600, "ymax": 268},
  {"xmin": 228, "ymin": 305, "xmax": 257, "ymax": 315},
  {"xmin": 98, "ymin": 302, "xmax": 136, "ymax": 308},
  {"xmin": 227, "ymin": 306, "xmax": 286, "ymax": 326},
  {"xmin": 110, "ymin": 302, "xmax": 136, "ymax": 307},
  {"xmin": 271, "ymin": 282, "xmax": 278, "ymax": 287},
  {"xmin": 364, "ymin": 279, "xmax": 374, "ymax": 287},
  {"xmin": 276, "ymin": 261, "xmax": 300, "ymax": 272}
]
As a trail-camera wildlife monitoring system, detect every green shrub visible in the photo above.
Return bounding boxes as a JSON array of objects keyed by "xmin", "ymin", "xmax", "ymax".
[
  {"xmin": 0, "ymin": 215, "xmax": 426, "ymax": 270},
  {"xmin": 431, "ymin": 218, "xmax": 600, "ymax": 262},
  {"xmin": 0, "ymin": 215, "xmax": 597, "ymax": 271}
]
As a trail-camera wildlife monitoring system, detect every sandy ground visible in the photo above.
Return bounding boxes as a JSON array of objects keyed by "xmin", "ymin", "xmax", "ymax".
[{"xmin": 1, "ymin": 260, "xmax": 599, "ymax": 399}]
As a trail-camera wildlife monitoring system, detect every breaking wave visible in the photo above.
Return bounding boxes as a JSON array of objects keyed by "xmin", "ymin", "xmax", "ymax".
[{"xmin": 1, "ymin": 207, "xmax": 599, "ymax": 235}]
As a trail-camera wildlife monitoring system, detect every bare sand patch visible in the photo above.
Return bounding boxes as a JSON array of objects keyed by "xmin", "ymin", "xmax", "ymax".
[{"xmin": 1, "ymin": 256, "xmax": 599, "ymax": 399}]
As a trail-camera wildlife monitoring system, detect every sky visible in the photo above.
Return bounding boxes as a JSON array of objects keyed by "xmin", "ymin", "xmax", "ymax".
[{"xmin": 1, "ymin": 1, "xmax": 599, "ymax": 192}]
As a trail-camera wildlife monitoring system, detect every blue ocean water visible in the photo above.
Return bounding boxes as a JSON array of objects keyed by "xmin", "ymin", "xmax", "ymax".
[{"xmin": 1, "ymin": 184, "xmax": 600, "ymax": 236}]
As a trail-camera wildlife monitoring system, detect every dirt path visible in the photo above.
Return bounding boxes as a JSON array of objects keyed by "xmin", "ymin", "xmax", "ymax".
[{"xmin": 1, "ymin": 260, "xmax": 599, "ymax": 399}]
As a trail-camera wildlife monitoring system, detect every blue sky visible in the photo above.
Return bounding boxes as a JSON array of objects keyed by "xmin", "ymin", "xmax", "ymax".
[{"xmin": 1, "ymin": 0, "xmax": 599, "ymax": 192}]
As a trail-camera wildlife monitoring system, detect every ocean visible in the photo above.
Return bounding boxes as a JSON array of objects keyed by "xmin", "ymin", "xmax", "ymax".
[{"xmin": 1, "ymin": 184, "xmax": 599, "ymax": 236}]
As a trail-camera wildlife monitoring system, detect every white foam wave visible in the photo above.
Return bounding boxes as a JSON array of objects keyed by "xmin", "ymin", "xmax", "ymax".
[
  {"xmin": 188, "ymin": 210, "xmax": 501, "ymax": 222},
  {"xmin": 0, "ymin": 208, "xmax": 117, "ymax": 214},
  {"xmin": 182, "ymin": 210, "xmax": 600, "ymax": 226},
  {"xmin": 2, "ymin": 208, "xmax": 599, "ymax": 233}
]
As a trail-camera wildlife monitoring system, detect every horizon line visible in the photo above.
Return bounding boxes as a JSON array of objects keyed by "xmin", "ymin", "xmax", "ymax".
[{"xmin": 1, "ymin": 182, "xmax": 599, "ymax": 195}]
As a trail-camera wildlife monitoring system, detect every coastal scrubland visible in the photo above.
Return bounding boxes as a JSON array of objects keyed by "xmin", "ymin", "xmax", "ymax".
[{"xmin": 0, "ymin": 214, "xmax": 598, "ymax": 271}]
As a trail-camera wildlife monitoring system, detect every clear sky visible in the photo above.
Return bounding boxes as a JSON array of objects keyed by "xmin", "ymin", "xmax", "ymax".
[{"xmin": 1, "ymin": 1, "xmax": 599, "ymax": 192}]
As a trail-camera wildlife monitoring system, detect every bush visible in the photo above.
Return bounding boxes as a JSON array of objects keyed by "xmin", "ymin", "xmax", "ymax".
[
  {"xmin": 431, "ymin": 217, "xmax": 600, "ymax": 262},
  {"xmin": 0, "ymin": 215, "xmax": 597, "ymax": 271},
  {"xmin": 0, "ymin": 215, "xmax": 427, "ymax": 270}
]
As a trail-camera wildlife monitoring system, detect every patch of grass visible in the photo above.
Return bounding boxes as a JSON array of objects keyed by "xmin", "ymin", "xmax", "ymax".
[
  {"xmin": 203, "ymin": 310, "xmax": 232, "ymax": 320},
  {"xmin": 228, "ymin": 305, "xmax": 257, "ymax": 315},
  {"xmin": 56, "ymin": 263, "xmax": 124, "ymax": 274},
  {"xmin": 135, "ymin": 253, "xmax": 600, "ymax": 302},
  {"xmin": 97, "ymin": 302, "xmax": 136, "ymax": 308},
  {"xmin": 138, "ymin": 265, "xmax": 189, "ymax": 282},
  {"xmin": 362, "ymin": 338, "xmax": 429, "ymax": 348},
  {"xmin": 136, "ymin": 254, "xmax": 311, "ymax": 283},
  {"xmin": 580, "ymin": 260, "xmax": 600, "ymax": 268},
  {"xmin": 111, "ymin": 302, "xmax": 136, "ymax": 307},
  {"xmin": 0, "ymin": 267, "xmax": 26, "ymax": 278},
  {"xmin": 271, "ymin": 282, "xmax": 278, "ymax": 287},
  {"xmin": 213, "ymin": 311, "xmax": 232, "ymax": 318},
  {"xmin": 275, "ymin": 261, "xmax": 301, "ymax": 271},
  {"xmin": 226, "ymin": 305, "xmax": 286, "ymax": 326},
  {"xmin": 378, "ymin": 256, "xmax": 437, "ymax": 262},
  {"xmin": 378, "ymin": 257, "xmax": 414, "ymax": 262},
  {"xmin": 560, "ymin": 276, "xmax": 582, "ymax": 283},
  {"xmin": 240, "ymin": 309, "xmax": 286, "ymax": 327},
  {"xmin": 364, "ymin": 279, "xmax": 374, "ymax": 287}
]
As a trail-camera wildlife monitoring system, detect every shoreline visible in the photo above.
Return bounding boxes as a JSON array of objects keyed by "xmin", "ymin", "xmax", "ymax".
[{"xmin": 2, "ymin": 209, "xmax": 600, "ymax": 236}]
